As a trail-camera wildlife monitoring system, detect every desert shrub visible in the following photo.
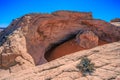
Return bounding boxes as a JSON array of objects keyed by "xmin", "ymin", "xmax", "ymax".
[{"xmin": 76, "ymin": 56, "xmax": 95, "ymax": 76}]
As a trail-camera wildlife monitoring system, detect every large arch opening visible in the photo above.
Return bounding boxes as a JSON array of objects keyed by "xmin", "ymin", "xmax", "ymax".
[
  {"xmin": 45, "ymin": 33, "xmax": 77, "ymax": 61},
  {"xmin": 44, "ymin": 33, "xmax": 109, "ymax": 62}
]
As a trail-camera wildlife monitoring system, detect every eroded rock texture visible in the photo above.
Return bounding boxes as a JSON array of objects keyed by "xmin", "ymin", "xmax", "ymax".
[
  {"xmin": 76, "ymin": 30, "xmax": 99, "ymax": 48},
  {"xmin": 1, "ymin": 41, "xmax": 120, "ymax": 80},
  {"xmin": 0, "ymin": 11, "xmax": 120, "ymax": 74}
]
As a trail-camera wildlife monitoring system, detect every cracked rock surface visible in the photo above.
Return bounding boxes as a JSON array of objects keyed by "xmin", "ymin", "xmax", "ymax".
[{"xmin": 1, "ymin": 41, "xmax": 120, "ymax": 80}]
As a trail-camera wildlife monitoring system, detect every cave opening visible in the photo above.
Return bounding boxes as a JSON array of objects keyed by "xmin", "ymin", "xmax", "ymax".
[
  {"xmin": 44, "ymin": 33, "xmax": 109, "ymax": 62},
  {"xmin": 44, "ymin": 28, "xmax": 112, "ymax": 62},
  {"xmin": 44, "ymin": 33, "xmax": 78, "ymax": 61}
]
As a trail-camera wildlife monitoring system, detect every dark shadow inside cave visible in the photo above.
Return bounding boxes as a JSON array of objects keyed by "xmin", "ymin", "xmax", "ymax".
[
  {"xmin": 44, "ymin": 33, "xmax": 109, "ymax": 62},
  {"xmin": 45, "ymin": 33, "xmax": 77, "ymax": 61}
]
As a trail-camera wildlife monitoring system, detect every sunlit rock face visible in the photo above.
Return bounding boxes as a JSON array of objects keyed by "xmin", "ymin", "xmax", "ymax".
[
  {"xmin": 0, "ymin": 11, "xmax": 120, "ymax": 75},
  {"xmin": 110, "ymin": 18, "xmax": 120, "ymax": 27}
]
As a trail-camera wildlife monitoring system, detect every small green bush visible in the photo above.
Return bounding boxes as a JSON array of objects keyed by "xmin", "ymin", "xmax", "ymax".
[{"xmin": 76, "ymin": 56, "xmax": 95, "ymax": 76}]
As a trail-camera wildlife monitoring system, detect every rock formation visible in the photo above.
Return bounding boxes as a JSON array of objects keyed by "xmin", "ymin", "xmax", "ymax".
[
  {"xmin": 1, "ymin": 41, "xmax": 120, "ymax": 80},
  {"xmin": 110, "ymin": 18, "xmax": 120, "ymax": 27},
  {"xmin": 111, "ymin": 18, "xmax": 120, "ymax": 22},
  {"xmin": 76, "ymin": 30, "xmax": 99, "ymax": 48},
  {"xmin": 0, "ymin": 11, "xmax": 120, "ymax": 79}
]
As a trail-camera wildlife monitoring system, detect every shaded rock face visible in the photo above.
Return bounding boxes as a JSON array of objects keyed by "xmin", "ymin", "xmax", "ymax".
[
  {"xmin": 76, "ymin": 31, "xmax": 98, "ymax": 48},
  {"xmin": 0, "ymin": 11, "xmax": 120, "ymax": 73}
]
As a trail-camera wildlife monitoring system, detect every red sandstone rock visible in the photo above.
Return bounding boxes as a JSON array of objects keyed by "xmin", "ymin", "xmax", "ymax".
[
  {"xmin": 76, "ymin": 31, "xmax": 98, "ymax": 48},
  {"xmin": 52, "ymin": 11, "xmax": 92, "ymax": 20},
  {"xmin": 80, "ymin": 20, "xmax": 120, "ymax": 42},
  {"xmin": 0, "ymin": 11, "xmax": 120, "ymax": 73}
]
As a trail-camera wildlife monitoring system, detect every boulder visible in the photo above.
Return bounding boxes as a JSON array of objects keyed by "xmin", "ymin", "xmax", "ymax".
[{"xmin": 76, "ymin": 31, "xmax": 98, "ymax": 48}]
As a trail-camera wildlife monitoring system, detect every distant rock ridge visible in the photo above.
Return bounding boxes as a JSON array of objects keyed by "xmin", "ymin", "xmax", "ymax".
[
  {"xmin": 111, "ymin": 18, "xmax": 120, "ymax": 22},
  {"xmin": 0, "ymin": 10, "xmax": 120, "ymax": 76},
  {"xmin": 110, "ymin": 18, "xmax": 120, "ymax": 27}
]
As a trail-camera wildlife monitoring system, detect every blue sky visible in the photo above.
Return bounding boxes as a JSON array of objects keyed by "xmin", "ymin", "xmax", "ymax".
[{"xmin": 0, "ymin": 0, "xmax": 120, "ymax": 27}]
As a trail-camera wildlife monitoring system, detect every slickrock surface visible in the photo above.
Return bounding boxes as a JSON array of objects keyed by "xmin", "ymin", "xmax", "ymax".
[
  {"xmin": 1, "ymin": 41, "xmax": 120, "ymax": 80},
  {"xmin": 111, "ymin": 22, "xmax": 120, "ymax": 27},
  {"xmin": 0, "ymin": 11, "xmax": 120, "ymax": 75},
  {"xmin": 110, "ymin": 18, "xmax": 120, "ymax": 27}
]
